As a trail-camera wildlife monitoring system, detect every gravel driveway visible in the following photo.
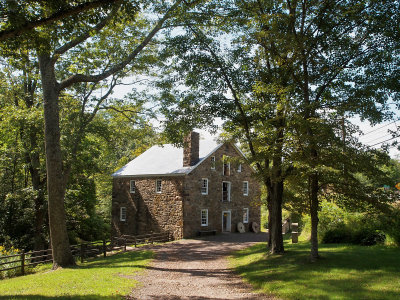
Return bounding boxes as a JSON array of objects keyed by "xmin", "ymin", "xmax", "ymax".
[{"xmin": 128, "ymin": 232, "xmax": 276, "ymax": 300}]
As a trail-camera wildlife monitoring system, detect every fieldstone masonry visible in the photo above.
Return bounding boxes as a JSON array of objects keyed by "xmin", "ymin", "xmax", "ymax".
[
  {"xmin": 112, "ymin": 140, "xmax": 261, "ymax": 240},
  {"xmin": 183, "ymin": 131, "xmax": 200, "ymax": 167}
]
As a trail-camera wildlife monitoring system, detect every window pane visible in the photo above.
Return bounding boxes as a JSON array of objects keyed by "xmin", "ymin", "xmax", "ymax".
[
  {"xmin": 120, "ymin": 207, "xmax": 127, "ymax": 221},
  {"xmin": 243, "ymin": 181, "xmax": 248, "ymax": 196},
  {"xmin": 201, "ymin": 179, "xmax": 208, "ymax": 195},
  {"xmin": 201, "ymin": 209, "xmax": 208, "ymax": 226},
  {"xmin": 130, "ymin": 180, "xmax": 135, "ymax": 193},
  {"xmin": 222, "ymin": 182, "xmax": 231, "ymax": 202},
  {"xmin": 211, "ymin": 156, "xmax": 215, "ymax": 169},
  {"xmin": 243, "ymin": 208, "xmax": 249, "ymax": 223},
  {"xmin": 156, "ymin": 179, "xmax": 162, "ymax": 193}
]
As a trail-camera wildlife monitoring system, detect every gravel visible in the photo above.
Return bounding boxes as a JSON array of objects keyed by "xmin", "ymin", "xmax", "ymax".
[{"xmin": 127, "ymin": 232, "xmax": 277, "ymax": 300}]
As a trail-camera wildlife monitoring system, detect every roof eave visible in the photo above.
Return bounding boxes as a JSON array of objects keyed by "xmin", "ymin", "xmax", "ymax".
[
  {"xmin": 186, "ymin": 143, "xmax": 224, "ymax": 175},
  {"xmin": 112, "ymin": 172, "xmax": 187, "ymax": 178}
]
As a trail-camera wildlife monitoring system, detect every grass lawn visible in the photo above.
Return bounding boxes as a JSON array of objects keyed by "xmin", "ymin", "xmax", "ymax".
[
  {"xmin": 0, "ymin": 250, "xmax": 153, "ymax": 299},
  {"xmin": 230, "ymin": 238, "xmax": 400, "ymax": 300}
]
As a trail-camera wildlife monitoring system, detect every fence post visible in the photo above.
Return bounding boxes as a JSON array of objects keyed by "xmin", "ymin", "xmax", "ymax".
[
  {"xmin": 80, "ymin": 244, "xmax": 85, "ymax": 263},
  {"xmin": 134, "ymin": 237, "xmax": 137, "ymax": 248},
  {"xmin": 21, "ymin": 251, "xmax": 25, "ymax": 275},
  {"xmin": 150, "ymin": 231, "xmax": 154, "ymax": 244},
  {"xmin": 123, "ymin": 238, "xmax": 126, "ymax": 252},
  {"xmin": 103, "ymin": 240, "xmax": 106, "ymax": 257}
]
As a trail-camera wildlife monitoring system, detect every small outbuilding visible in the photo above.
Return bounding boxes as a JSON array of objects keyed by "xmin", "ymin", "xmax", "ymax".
[{"xmin": 111, "ymin": 132, "xmax": 261, "ymax": 240}]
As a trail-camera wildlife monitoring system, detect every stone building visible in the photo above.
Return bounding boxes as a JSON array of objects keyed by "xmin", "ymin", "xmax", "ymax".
[{"xmin": 111, "ymin": 132, "xmax": 261, "ymax": 240}]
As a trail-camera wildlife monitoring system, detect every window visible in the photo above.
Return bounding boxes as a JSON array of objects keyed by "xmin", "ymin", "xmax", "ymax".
[
  {"xmin": 222, "ymin": 181, "xmax": 231, "ymax": 202},
  {"xmin": 243, "ymin": 208, "xmax": 249, "ymax": 223},
  {"xmin": 155, "ymin": 179, "xmax": 162, "ymax": 193},
  {"xmin": 223, "ymin": 157, "xmax": 230, "ymax": 175},
  {"xmin": 201, "ymin": 209, "xmax": 208, "ymax": 226},
  {"xmin": 243, "ymin": 181, "xmax": 249, "ymax": 196},
  {"xmin": 210, "ymin": 156, "xmax": 216, "ymax": 170},
  {"xmin": 130, "ymin": 180, "xmax": 135, "ymax": 193},
  {"xmin": 237, "ymin": 164, "xmax": 242, "ymax": 173},
  {"xmin": 120, "ymin": 207, "xmax": 127, "ymax": 221},
  {"xmin": 201, "ymin": 178, "xmax": 208, "ymax": 195}
]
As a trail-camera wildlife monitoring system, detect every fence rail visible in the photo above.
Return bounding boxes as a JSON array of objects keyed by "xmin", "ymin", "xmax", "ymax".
[{"xmin": 0, "ymin": 231, "xmax": 169, "ymax": 279}]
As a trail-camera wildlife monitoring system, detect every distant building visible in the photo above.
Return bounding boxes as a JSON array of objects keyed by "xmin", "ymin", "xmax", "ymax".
[{"xmin": 111, "ymin": 132, "xmax": 261, "ymax": 239}]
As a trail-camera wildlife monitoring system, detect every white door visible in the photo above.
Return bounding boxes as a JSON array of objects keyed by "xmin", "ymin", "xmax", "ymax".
[{"xmin": 222, "ymin": 211, "xmax": 231, "ymax": 232}]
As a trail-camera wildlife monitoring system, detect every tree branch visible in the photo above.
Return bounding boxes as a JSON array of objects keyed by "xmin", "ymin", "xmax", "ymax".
[
  {"xmin": 53, "ymin": 4, "xmax": 120, "ymax": 59},
  {"xmin": 0, "ymin": 0, "xmax": 121, "ymax": 41},
  {"xmin": 58, "ymin": 0, "xmax": 182, "ymax": 91}
]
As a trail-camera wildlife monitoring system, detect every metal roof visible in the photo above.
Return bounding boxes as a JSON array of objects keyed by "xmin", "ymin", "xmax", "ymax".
[{"xmin": 112, "ymin": 138, "xmax": 222, "ymax": 177}]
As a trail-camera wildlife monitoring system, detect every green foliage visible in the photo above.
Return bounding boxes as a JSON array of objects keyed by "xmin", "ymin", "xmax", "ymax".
[
  {"xmin": 0, "ymin": 246, "xmax": 24, "ymax": 279},
  {"xmin": 378, "ymin": 205, "xmax": 400, "ymax": 246},
  {"xmin": 0, "ymin": 189, "xmax": 36, "ymax": 250},
  {"xmin": 300, "ymin": 200, "xmax": 391, "ymax": 246}
]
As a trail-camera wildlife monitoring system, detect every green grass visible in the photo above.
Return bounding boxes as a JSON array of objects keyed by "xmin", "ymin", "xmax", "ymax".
[
  {"xmin": 230, "ymin": 238, "xmax": 400, "ymax": 300},
  {"xmin": 0, "ymin": 250, "xmax": 153, "ymax": 299}
]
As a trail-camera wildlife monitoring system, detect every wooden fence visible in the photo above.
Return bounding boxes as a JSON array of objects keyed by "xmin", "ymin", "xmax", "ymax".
[
  {"xmin": 113, "ymin": 232, "xmax": 171, "ymax": 249},
  {"xmin": 0, "ymin": 231, "xmax": 170, "ymax": 278}
]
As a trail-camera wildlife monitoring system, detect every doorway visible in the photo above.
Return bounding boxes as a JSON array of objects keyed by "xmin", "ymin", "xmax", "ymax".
[{"xmin": 222, "ymin": 211, "xmax": 231, "ymax": 232}]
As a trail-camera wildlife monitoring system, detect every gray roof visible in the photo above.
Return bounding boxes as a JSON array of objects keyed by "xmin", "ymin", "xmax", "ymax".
[{"xmin": 112, "ymin": 139, "xmax": 222, "ymax": 177}]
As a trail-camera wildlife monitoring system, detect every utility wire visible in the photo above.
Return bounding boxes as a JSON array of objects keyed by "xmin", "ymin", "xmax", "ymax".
[
  {"xmin": 369, "ymin": 136, "xmax": 399, "ymax": 147},
  {"xmin": 362, "ymin": 120, "xmax": 397, "ymax": 136},
  {"xmin": 363, "ymin": 134, "xmax": 394, "ymax": 145}
]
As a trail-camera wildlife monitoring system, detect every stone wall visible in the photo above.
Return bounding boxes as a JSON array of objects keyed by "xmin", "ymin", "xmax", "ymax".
[
  {"xmin": 111, "ymin": 176, "xmax": 184, "ymax": 240},
  {"xmin": 183, "ymin": 131, "xmax": 200, "ymax": 167},
  {"xmin": 182, "ymin": 143, "xmax": 261, "ymax": 238}
]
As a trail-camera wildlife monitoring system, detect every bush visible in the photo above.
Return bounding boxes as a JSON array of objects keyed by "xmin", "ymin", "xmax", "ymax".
[
  {"xmin": 323, "ymin": 227, "xmax": 386, "ymax": 246},
  {"xmin": 353, "ymin": 229, "xmax": 386, "ymax": 246},
  {"xmin": 322, "ymin": 225, "xmax": 353, "ymax": 244},
  {"xmin": 0, "ymin": 246, "xmax": 25, "ymax": 279},
  {"xmin": 379, "ymin": 207, "xmax": 400, "ymax": 246},
  {"xmin": 302, "ymin": 200, "xmax": 387, "ymax": 246}
]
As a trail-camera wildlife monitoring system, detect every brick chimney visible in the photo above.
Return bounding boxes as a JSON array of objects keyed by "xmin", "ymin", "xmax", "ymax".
[{"xmin": 183, "ymin": 131, "xmax": 200, "ymax": 167}]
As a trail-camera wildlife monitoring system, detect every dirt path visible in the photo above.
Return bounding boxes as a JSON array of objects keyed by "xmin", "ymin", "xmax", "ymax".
[{"xmin": 128, "ymin": 232, "xmax": 276, "ymax": 300}]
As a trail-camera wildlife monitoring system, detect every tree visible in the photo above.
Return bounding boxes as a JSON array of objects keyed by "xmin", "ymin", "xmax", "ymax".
[
  {"xmin": 157, "ymin": 14, "xmax": 292, "ymax": 254},
  {"xmin": 157, "ymin": 0, "xmax": 400, "ymax": 260},
  {"xmin": 1, "ymin": 0, "xmax": 194, "ymax": 268}
]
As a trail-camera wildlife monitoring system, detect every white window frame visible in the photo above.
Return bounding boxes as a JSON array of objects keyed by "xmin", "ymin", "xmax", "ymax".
[
  {"xmin": 120, "ymin": 207, "xmax": 127, "ymax": 221},
  {"xmin": 210, "ymin": 156, "xmax": 216, "ymax": 170},
  {"xmin": 243, "ymin": 181, "xmax": 249, "ymax": 196},
  {"xmin": 243, "ymin": 208, "xmax": 249, "ymax": 223},
  {"xmin": 201, "ymin": 178, "xmax": 208, "ymax": 195},
  {"xmin": 237, "ymin": 164, "xmax": 242, "ymax": 173},
  {"xmin": 201, "ymin": 209, "xmax": 208, "ymax": 226},
  {"xmin": 130, "ymin": 180, "xmax": 136, "ymax": 193},
  {"xmin": 223, "ymin": 157, "xmax": 230, "ymax": 176},
  {"xmin": 155, "ymin": 179, "xmax": 162, "ymax": 193},
  {"xmin": 222, "ymin": 181, "xmax": 231, "ymax": 202}
]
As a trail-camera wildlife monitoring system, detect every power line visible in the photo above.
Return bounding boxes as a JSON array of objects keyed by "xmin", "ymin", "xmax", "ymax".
[
  {"xmin": 362, "ymin": 120, "xmax": 397, "ymax": 136},
  {"xmin": 369, "ymin": 136, "xmax": 399, "ymax": 147},
  {"xmin": 363, "ymin": 134, "xmax": 394, "ymax": 145}
]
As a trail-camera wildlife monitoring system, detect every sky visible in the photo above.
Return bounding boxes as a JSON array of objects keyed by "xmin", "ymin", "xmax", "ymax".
[{"xmin": 113, "ymin": 82, "xmax": 400, "ymax": 160}]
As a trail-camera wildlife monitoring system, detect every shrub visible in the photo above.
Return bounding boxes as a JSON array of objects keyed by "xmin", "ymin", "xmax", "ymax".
[
  {"xmin": 379, "ymin": 207, "xmax": 400, "ymax": 246},
  {"xmin": 0, "ymin": 246, "xmax": 23, "ymax": 279},
  {"xmin": 353, "ymin": 229, "xmax": 386, "ymax": 246},
  {"xmin": 322, "ymin": 225, "xmax": 353, "ymax": 244},
  {"xmin": 301, "ymin": 200, "xmax": 387, "ymax": 246}
]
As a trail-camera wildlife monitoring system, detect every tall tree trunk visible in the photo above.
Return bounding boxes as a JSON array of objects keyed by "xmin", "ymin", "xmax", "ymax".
[
  {"xmin": 265, "ymin": 103, "xmax": 286, "ymax": 254},
  {"xmin": 267, "ymin": 189, "xmax": 272, "ymax": 248},
  {"xmin": 309, "ymin": 161, "xmax": 319, "ymax": 261},
  {"xmin": 38, "ymin": 54, "xmax": 74, "ymax": 268},
  {"xmin": 267, "ymin": 180, "xmax": 284, "ymax": 254}
]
